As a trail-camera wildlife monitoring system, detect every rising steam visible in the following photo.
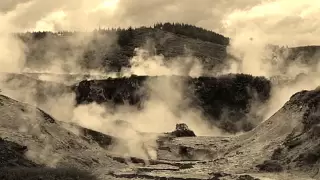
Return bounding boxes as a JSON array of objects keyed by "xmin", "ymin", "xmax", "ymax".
[
  {"xmin": 221, "ymin": 0, "xmax": 320, "ymax": 120},
  {"xmin": 0, "ymin": 0, "xmax": 319, "ymax": 165}
]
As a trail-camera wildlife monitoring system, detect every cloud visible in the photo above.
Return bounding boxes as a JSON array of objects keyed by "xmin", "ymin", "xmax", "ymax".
[
  {"xmin": 222, "ymin": 0, "xmax": 320, "ymax": 46},
  {"xmin": 0, "ymin": 0, "xmax": 318, "ymax": 46},
  {"xmin": 2, "ymin": 0, "xmax": 108, "ymax": 31}
]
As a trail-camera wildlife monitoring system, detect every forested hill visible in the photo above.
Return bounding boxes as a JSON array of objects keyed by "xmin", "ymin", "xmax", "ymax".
[
  {"xmin": 16, "ymin": 22, "xmax": 320, "ymax": 75},
  {"xmin": 16, "ymin": 23, "xmax": 230, "ymax": 73},
  {"xmin": 153, "ymin": 23, "xmax": 229, "ymax": 45}
]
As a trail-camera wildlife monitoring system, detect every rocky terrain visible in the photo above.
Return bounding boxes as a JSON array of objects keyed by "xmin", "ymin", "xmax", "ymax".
[
  {"xmin": 0, "ymin": 76, "xmax": 319, "ymax": 180},
  {"xmin": 0, "ymin": 24, "xmax": 319, "ymax": 180}
]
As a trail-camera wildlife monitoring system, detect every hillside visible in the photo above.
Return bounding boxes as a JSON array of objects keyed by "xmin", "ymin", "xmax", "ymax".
[
  {"xmin": 0, "ymin": 81, "xmax": 319, "ymax": 179},
  {"xmin": 0, "ymin": 94, "xmax": 125, "ymax": 180},
  {"xmin": 16, "ymin": 23, "xmax": 320, "ymax": 79},
  {"xmin": 267, "ymin": 45, "xmax": 320, "ymax": 77},
  {"xmin": 18, "ymin": 23, "xmax": 229, "ymax": 74}
]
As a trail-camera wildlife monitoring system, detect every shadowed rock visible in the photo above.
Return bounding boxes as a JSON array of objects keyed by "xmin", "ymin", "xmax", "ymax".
[
  {"xmin": 0, "ymin": 138, "xmax": 38, "ymax": 168},
  {"xmin": 171, "ymin": 123, "xmax": 196, "ymax": 137},
  {"xmin": 0, "ymin": 167, "xmax": 97, "ymax": 180},
  {"xmin": 0, "ymin": 137, "xmax": 98, "ymax": 180},
  {"xmin": 81, "ymin": 128, "xmax": 115, "ymax": 149},
  {"xmin": 256, "ymin": 160, "xmax": 283, "ymax": 172}
]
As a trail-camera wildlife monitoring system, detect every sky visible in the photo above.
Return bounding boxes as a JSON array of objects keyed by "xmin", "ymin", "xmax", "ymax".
[{"xmin": 0, "ymin": 0, "xmax": 320, "ymax": 46}]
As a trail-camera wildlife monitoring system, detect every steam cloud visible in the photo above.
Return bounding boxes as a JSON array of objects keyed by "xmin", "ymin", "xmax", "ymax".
[
  {"xmin": 0, "ymin": 0, "xmax": 320, "ymax": 165},
  {"xmin": 0, "ymin": 29, "xmax": 219, "ymax": 163}
]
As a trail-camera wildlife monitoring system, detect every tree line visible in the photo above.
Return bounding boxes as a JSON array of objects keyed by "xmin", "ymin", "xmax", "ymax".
[
  {"xmin": 153, "ymin": 22, "xmax": 229, "ymax": 46},
  {"xmin": 15, "ymin": 23, "xmax": 230, "ymax": 72},
  {"xmin": 16, "ymin": 22, "xmax": 229, "ymax": 46}
]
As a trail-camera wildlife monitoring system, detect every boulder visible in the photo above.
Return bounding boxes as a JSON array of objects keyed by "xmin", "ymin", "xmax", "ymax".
[{"xmin": 171, "ymin": 123, "xmax": 196, "ymax": 137}]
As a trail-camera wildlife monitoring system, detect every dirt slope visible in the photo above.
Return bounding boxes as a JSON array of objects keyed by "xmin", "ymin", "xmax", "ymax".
[
  {"xmin": 152, "ymin": 88, "xmax": 320, "ymax": 179},
  {"xmin": 0, "ymin": 94, "xmax": 127, "ymax": 179}
]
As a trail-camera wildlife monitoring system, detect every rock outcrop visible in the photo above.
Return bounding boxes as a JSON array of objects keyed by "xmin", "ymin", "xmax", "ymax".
[{"xmin": 171, "ymin": 123, "xmax": 196, "ymax": 137}]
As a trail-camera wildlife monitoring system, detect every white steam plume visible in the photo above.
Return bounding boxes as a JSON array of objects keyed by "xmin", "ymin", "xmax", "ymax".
[
  {"xmin": 121, "ymin": 47, "xmax": 203, "ymax": 77},
  {"xmin": 221, "ymin": 0, "xmax": 320, "ymax": 120},
  {"xmin": 69, "ymin": 46, "xmax": 223, "ymax": 160}
]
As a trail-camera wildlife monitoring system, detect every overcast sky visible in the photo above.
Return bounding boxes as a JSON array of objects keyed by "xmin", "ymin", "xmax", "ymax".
[{"xmin": 0, "ymin": 0, "xmax": 320, "ymax": 46}]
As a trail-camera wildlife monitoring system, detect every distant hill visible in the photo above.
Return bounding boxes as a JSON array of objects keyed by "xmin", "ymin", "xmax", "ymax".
[
  {"xmin": 16, "ymin": 23, "xmax": 320, "ymax": 76},
  {"xmin": 266, "ymin": 45, "xmax": 320, "ymax": 77},
  {"xmin": 153, "ymin": 22, "xmax": 229, "ymax": 45},
  {"xmin": 17, "ymin": 23, "xmax": 230, "ymax": 74}
]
